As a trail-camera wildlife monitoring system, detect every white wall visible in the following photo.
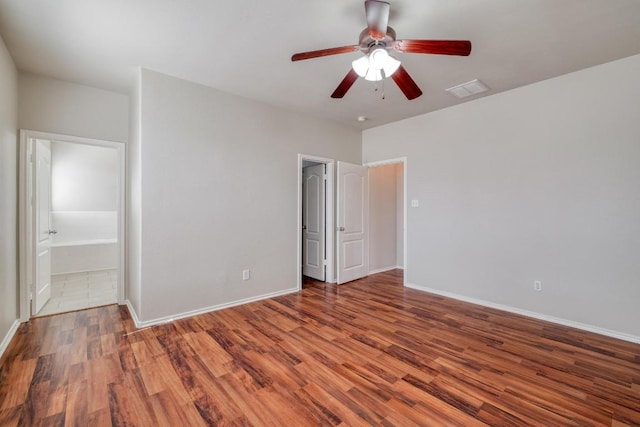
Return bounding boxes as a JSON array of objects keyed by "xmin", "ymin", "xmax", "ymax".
[
  {"xmin": 133, "ymin": 69, "xmax": 361, "ymax": 322},
  {"xmin": 0, "ymin": 34, "xmax": 18, "ymax": 352},
  {"xmin": 363, "ymin": 54, "xmax": 640, "ymax": 339},
  {"xmin": 369, "ymin": 164, "xmax": 398, "ymax": 272},
  {"xmin": 51, "ymin": 141, "xmax": 118, "ymax": 211},
  {"xmin": 18, "ymin": 72, "xmax": 129, "ymax": 143}
]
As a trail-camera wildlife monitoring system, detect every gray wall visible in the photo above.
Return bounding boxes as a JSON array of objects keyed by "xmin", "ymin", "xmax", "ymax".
[
  {"xmin": 363, "ymin": 54, "xmax": 640, "ymax": 339},
  {"xmin": 0, "ymin": 34, "xmax": 18, "ymax": 351},
  {"xmin": 18, "ymin": 72, "xmax": 129, "ymax": 142},
  {"xmin": 133, "ymin": 69, "xmax": 361, "ymax": 322}
]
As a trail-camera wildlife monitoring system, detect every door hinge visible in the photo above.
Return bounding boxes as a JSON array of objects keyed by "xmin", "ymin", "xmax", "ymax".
[
  {"xmin": 29, "ymin": 292, "xmax": 33, "ymax": 301},
  {"xmin": 323, "ymin": 259, "xmax": 327, "ymax": 266},
  {"xmin": 323, "ymin": 174, "xmax": 327, "ymax": 181}
]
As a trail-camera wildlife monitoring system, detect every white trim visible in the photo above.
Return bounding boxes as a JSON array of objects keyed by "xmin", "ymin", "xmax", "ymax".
[
  {"xmin": 297, "ymin": 154, "xmax": 336, "ymax": 288},
  {"xmin": 18, "ymin": 130, "xmax": 126, "ymax": 321},
  {"xmin": 52, "ymin": 239, "xmax": 117, "ymax": 247},
  {"xmin": 18, "ymin": 133, "xmax": 32, "ymax": 323},
  {"xmin": 405, "ymin": 282, "xmax": 640, "ymax": 344},
  {"xmin": 368, "ymin": 266, "xmax": 402, "ymax": 275},
  {"xmin": 51, "ymin": 210, "xmax": 117, "ymax": 214},
  {"xmin": 51, "ymin": 267, "xmax": 117, "ymax": 276},
  {"xmin": 125, "ymin": 300, "xmax": 143, "ymax": 328},
  {"xmin": 124, "ymin": 287, "xmax": 299, "ymax": 329},
  {"xmin": 364, "ymin": 157, "xmax": 407, "ymax": 285},
  {"xmin": 0, "ymin": 320, "xmax": 20, "ymax": 359},
  {"xmin": 364, "ymin": 157, "xmax": 406, "ymax": 168}
]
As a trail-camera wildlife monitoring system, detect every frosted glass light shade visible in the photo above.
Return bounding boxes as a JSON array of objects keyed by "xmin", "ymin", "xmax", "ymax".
[
  {"xmin": 364, "ymin": 68, "xmax": 383, "ymax": 82},
  {"xmin": 352, "ymin": 56, "xmax": 370, "ymax": 78},
  {"xmin": 369, "ymin": 48, "xmax": 389, "ymax": 69},
  {"xmin": 382, "ymin": 56, "xmax": 400, "ymax": 77}
]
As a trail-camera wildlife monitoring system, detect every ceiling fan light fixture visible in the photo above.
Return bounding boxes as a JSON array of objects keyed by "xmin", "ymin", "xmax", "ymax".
[
  {"xmin": 292, "ymin": 0, "xmax": 472, "ymax": 100},
  {"xmin": 351, "ymin": 50, "xmax": 400, "ymax": 82}
]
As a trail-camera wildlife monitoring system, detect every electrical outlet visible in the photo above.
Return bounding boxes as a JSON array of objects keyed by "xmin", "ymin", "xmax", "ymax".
[
  {"xmin": 242, "ymin": 270, "xmax": 250, "ymax": 281},
  {"xmin": 534, "ymin": 280, "xmax": 542, "ymax": 291}
]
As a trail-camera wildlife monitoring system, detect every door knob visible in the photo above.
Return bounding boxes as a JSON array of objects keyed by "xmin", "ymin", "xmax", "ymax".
[
  {"xmin": 302, "ymin": 225, "xmax": 307, "ymax": 230},
  {"xmin": 337, "ymin": 227, "xmax": 345, "ymax": 231},
  {"xmin": 48, "ymin": 229, "xmax": 57, "ymax": 235}
]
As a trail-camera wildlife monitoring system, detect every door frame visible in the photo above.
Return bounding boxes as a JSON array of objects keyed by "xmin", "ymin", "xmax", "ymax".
[
  {"xmin": 33, "ymin": 139, "xmax": 53, "ymax": 314},
  {"xmin": 18, "ymin": 130, "xmax": 126, "ymax": 321},
  {"xmin": 364, "ymin": 157, "xmax": 407, "ymax": 285},
  {"xmin": 297, "ymin": 154, "xmax": 335, "ymax": 289}
]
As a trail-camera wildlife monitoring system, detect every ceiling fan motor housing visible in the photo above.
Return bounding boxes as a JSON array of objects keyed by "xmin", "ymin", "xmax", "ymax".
[{"xmin": 358, "ymin": 27, "xmax": 396, "ymax": 54}]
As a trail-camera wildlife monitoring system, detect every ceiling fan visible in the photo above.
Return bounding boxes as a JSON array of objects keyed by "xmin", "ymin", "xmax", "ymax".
[{"xmin": 291, "ymin": 0, "xmax": 472, "ymax": 100}]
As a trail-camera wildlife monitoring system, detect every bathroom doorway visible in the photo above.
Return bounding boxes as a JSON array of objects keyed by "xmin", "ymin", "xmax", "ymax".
[{"xmin": 19, "ymin": 130, "xmax": 125, "ymax": 319}]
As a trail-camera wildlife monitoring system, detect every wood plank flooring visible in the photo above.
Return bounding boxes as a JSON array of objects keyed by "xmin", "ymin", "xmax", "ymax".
[{"xmin": 1, "ymin": 269, "xmax": 639, "ymax": 426}]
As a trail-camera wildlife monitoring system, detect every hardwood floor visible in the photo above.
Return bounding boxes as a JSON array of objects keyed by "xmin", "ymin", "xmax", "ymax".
[{"xmin": 1, "ymin": 269, "xmax": 639, "ymax": 426}]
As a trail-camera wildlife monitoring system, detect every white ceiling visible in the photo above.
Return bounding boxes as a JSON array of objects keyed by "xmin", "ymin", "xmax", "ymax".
[{"xmin": 1, "ymin": 0, "xmax": 640, "ymax": 129}]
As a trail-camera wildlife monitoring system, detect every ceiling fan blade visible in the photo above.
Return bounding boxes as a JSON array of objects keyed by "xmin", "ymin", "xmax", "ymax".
[
  {"xmin": 393, "ymin": 40, "xmax": 472, "ymax": 56},
  {"xmin": 291, "ymin": 45, "xmax": 359, "ymax": 61},
  {"xmin": 331, "ymin": 69, "xmax": 359, "ymax": 98},
  {"xmin": 391, "ymin": 65, "xmax": 422, "ymax": 100},
  {"xmin": 365, "ymin": 0, "xmax": 390, "ymax": 40}
]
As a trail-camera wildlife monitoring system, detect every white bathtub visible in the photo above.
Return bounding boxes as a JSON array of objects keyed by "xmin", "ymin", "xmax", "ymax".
[
  {"xmin": 51, "ymin": 211, "xmax": 118, "ymax": 274},
  {"xmin": 51, "ymin": 239, "xmax": 118, "ymax": 275}
]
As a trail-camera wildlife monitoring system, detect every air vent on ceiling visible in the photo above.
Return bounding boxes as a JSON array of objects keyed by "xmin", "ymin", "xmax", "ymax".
[{"xmin": 445, "ymin": 79, "xmax": 489, "ymax": 99}]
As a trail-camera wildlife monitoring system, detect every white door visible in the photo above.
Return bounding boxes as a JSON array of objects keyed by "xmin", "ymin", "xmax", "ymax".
[
  {"xmin": 34, "ymin": 139, "xmax": 53, "ymax": 314},
  {"xmin": 337, "ymin": 161, "xmax": 369, "ymax": 284},
  {"xmin": 302, "ymin": 164, "xmax": 326, "ymax": 281}
]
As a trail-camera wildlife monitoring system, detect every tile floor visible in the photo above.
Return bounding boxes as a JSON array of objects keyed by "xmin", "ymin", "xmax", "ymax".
[{"xmin": 37, "ymin": 269, "xmax": 118, "ymax": 316}]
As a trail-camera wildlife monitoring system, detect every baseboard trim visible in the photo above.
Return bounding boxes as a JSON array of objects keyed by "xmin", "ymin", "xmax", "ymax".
[
  {"xmin": 369, "ymin": 266, "xmax": 404, "ymax": 275},
  {"xmin": 0, "ymin": 320, "xmax": 21, "ymax": 359},
  {"xmin": 405, "ymin": 283, "xmax": 640, "ymax": 344},
  {"xmin": 124, "ymin": 287, "xmax": 299, "ymax": 329},
  {"xmin": 124, "ymin": 300, "xmax": 143, "ymax": 328}
]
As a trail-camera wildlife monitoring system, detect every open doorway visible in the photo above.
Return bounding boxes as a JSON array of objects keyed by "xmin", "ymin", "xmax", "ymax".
[
  {"xmin": 366, "ymin": 158, "xmax": 407, "ymax": 282},
  {"xmin": 297, "ymin": 155, "xmax": 335, "ymax": 289},
  {"xmin": 19, "ymin": 130, "xmax": 125, "ymax": 320}
]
